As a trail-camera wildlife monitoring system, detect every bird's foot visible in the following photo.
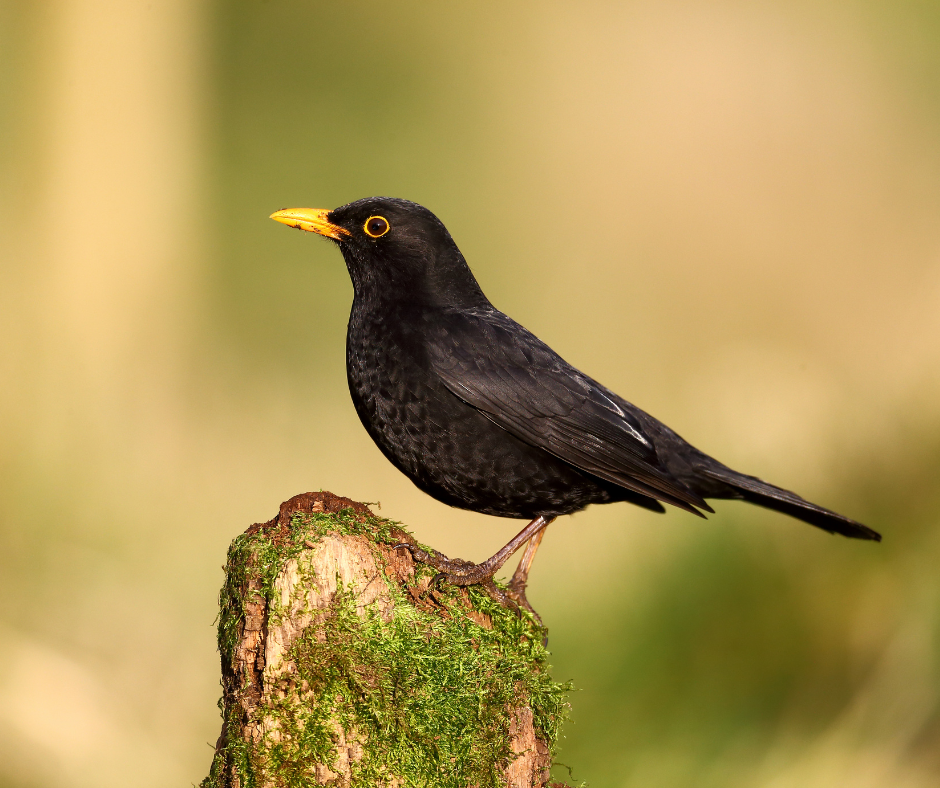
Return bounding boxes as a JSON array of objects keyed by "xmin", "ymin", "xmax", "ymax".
[
  {"xmin": 391, "ymin": 541, "xmax": 509, "ymax": 610},
  {"xmin": 391, "ymin": 542, "xmax": 504, "ymax": 589},
  {"xmin": 393, "ymin": 514, "xmax": 551, "ymax": 590},
  {"xmin": 430, "ymin": 564, "xmax": 545, "ymax": 627},
  {"xmin": 503, "ymin": 528, "xmax": 546, "ymax": 624},
  {"xmin": 391, "ymin": 516, "xmax": 554, "ymax": 627},
  {"xmin": 505, "ymin": 578, "xmax": 535, "ymax": 617},
  {"xmin": 419, "ymin": 552, "xmax": 543, "ymax": 626}
]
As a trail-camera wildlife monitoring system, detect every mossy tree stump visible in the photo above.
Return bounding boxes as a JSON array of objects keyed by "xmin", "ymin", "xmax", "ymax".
[{"xmin": 202, "ymin": 492, "xmax": 572, "ymax": 788}]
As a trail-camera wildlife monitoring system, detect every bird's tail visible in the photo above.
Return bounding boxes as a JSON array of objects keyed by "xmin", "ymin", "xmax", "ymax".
[{"xmin": 696, "ymin": 463, "xmax": 881, "ymax": 541}]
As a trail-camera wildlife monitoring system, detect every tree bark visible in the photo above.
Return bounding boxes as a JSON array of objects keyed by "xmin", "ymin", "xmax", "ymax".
[{"xmin": 201, "ymin": 491, "xmax": 571, "ymax": 788}]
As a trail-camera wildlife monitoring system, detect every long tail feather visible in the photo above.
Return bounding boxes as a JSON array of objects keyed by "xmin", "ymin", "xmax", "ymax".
[{"xmin": 698, "ymin": 465, "xmax": 881, "ymax": 541}]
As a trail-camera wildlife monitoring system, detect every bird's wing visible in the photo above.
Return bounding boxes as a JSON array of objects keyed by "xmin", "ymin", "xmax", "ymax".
[{"xmin": 426, "ymin": 309, "xmax": 711, "ymax": 515}]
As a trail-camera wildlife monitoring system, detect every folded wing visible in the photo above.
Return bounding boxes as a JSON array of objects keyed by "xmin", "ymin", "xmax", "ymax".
[{"xmin": 426, "ymin": 308, "xmax": 712, "ymax": 515}]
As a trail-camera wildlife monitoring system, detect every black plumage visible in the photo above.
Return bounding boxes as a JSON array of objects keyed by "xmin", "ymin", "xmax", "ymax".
[{"xmin": 271, "ymin": 197, "xmax": 880, "ymax": 612}]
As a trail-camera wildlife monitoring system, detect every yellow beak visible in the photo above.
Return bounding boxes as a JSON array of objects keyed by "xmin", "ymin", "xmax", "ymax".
[{"xmin": 269, "ymin": 208, "xmax": 350, "ymax": 240}]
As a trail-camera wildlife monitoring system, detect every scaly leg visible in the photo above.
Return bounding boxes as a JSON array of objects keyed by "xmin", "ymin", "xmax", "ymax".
[
  {"xmin": 395, "ymin": 515, "xmax": 549, "ymax": 584},
  {"xmin": 393, "ymin": 515, "xmax": 555, "ymax": 622},
  {"xmin": 506, "ymin": 518, "xmax": 554, "ymax": 616}
]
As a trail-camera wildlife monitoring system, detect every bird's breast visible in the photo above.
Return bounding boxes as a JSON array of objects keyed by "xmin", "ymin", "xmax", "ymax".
[{"xmin": 345, "ymin": 306, "xmax": 440, "ymax": 467}]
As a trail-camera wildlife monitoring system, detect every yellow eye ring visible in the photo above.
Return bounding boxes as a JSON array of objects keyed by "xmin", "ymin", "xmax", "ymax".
[{"xmin": 364, "ymin": 216, "xmax": 390, "ymax": 238}]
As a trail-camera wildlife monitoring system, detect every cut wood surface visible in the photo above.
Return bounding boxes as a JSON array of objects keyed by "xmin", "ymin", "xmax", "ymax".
[{"xmin": 201, "ymin": 491, "xmax": 572, "ymax": 788}]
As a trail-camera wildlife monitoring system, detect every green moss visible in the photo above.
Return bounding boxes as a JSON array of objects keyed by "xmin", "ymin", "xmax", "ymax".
[
  {"xmin": 217, "ymin": 508, "xmax": 406, "ymax": 666},
  {"xmin": 203, "ymin": 506, "xmax": 571, "ymax": 788}
]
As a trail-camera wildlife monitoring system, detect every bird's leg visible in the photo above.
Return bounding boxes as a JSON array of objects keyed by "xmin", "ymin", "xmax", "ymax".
[
  {"xmin": 392, "ymin": 515, "xmax": 555, "ymax": 623},
  {"xmin": 395, "ymin": 515, "xmax": 552, "ymax": 590},
  {"xmin": 506, "ymin": 518, "xmax": 554, "ymax": 615}
]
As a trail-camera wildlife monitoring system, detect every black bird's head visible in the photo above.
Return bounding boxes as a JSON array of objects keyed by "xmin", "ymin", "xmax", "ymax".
[{"xmin": 270, "ymin": 197, "xmax": 489, "ymax": 308}]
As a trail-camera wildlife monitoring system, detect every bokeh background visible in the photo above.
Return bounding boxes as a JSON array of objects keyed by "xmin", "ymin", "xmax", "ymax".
[{"xmin": 2, "ymin": 1, "xmax": 939, "ymax": 786}]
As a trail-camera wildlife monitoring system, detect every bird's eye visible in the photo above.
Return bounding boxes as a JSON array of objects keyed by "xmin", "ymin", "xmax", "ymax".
[{"xmin": 364, "ymin": 216, "xmax": 390, "ymax": 238}]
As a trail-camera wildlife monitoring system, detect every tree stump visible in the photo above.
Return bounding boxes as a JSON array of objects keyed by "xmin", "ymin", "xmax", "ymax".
[{"xmin": 201, "ymin": 491, "xmax": 572, "ymax": 788}]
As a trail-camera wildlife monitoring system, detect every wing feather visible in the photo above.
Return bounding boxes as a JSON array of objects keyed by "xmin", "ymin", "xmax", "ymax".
[{"xmin": 427, "ymin": 309, "xmax": 710, "ymax": 515}]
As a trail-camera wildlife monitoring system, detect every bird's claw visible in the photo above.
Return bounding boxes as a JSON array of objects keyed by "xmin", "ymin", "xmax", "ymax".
[
  {"xmin": 392, "ymin": 538, "xmax": 544, "ymax": 626},
  {"xmin": 390, "ymin": 540, "xmax": 441, "ymax": 566},
  {"xmin": 391, "ymin": 542, "xmax": 414, "ymax": 554}
]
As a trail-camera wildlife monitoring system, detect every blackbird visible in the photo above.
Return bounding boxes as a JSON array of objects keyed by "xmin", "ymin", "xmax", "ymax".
[{"xmin": 271, "ymin": 197, "xmax": 880, "ymax": 614}]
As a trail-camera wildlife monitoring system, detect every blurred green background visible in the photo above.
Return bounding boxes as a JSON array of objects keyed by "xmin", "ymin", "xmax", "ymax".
[{"xmin": 2, "ymin": 1, "xmax": 939, "ymax": 786}]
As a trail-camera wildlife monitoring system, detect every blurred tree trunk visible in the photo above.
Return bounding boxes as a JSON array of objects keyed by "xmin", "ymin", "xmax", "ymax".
[{"xmin": 201, "ymin": 491, "xmax": 569, "ymax": 788}]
